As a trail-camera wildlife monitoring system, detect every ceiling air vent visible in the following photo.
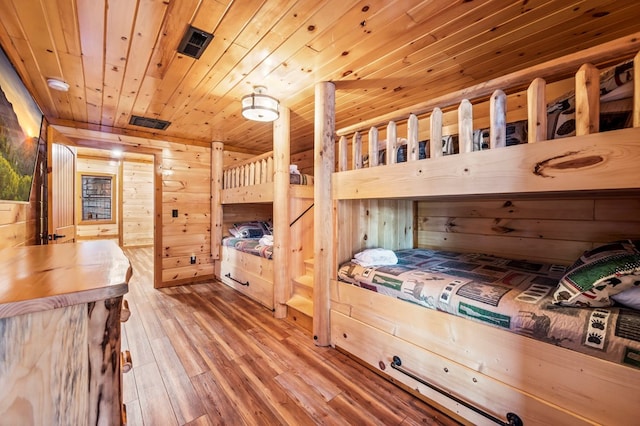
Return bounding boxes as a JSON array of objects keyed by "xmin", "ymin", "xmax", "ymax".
[
  {"xmin": 177, "ymin": 25, "xmax": 214, "ymax": 59},
  {"xmin": 129, "ymin": 115, "xmax": 171, "ymax": 130}
]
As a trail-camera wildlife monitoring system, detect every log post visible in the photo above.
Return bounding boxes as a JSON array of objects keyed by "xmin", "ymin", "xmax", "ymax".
[
  {"xmin": 459, "ymin": 99, "xmax": 474, "ymax": 153},
  {"xmin": 490, "ymin": 90, "xmax": 507, "ymax": 149},
  {"xmin": 634, "ymin": 51, "xmax": 640, "ymax": 127},
  {"xmin": 429, "ymin": 107, "xmax": 443, "ymax": 158},
  {"xmin": 527, "ymin": 78, "xmax": 547, "ymax": 143},
  {"xmin": 210, "ymin": 141, "xmax": 224, "ymax": 260},
  {"xmin": 575, "ymin": 63, "xmax": 600, "ymax": 136},
  {"xmin": 407, "ymin": 114, "xmax": 419, "ymax": 161},
  {"xmin": 314, "ymin": 82, "xmax": 335, "ymax": 346},
  {"xmin": 273, "ymin": 106, "xmax": 291, "ymax": 319}
]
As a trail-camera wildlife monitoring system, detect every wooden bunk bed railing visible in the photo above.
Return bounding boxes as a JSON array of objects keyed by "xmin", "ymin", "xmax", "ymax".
[
  {"xmin": 334, "ymin": 34, "xmax": 640, "ymax": 200},
  {"xmin": 222, "ymin": 151, "xmax": 274, "ymax": 189}
]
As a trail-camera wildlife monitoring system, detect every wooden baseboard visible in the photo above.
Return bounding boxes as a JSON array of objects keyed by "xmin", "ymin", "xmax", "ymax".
[{"xmin": 157, "ymin": 274, "xmax": 215, "ymax": 288}]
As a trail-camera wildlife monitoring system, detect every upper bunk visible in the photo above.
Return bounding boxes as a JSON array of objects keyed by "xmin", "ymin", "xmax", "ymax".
[
  {"xmin": 330, "ymin": 32, "xmax": 640, "ymax": 201},
  {"xmin": 222, "ymin": 150, "xmax": 314, "ymax": 204}
]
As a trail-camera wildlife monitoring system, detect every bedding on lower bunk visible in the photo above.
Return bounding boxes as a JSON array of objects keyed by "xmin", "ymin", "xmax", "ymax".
[
  {"xmin": 222, "ymin": 237, "xmax": 273, "ymax": 259},
  {"xmin": 337, "ymin": 247, "xmax": 640, "ymax": 369},
  {"xmin": 223, "ymin": 220, "xmax": 274, "ymax": 259}
]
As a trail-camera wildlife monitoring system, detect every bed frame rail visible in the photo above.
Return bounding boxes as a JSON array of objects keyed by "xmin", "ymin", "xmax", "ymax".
[{"xmin": 390, "ymin": 355, "xmax": 522, "ymax": 426}]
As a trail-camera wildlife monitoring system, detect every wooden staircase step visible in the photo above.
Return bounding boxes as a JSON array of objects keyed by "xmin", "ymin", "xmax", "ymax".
[
  {"xmin": 286, "ymin": 294, "xmax": 313, "ymax": 316},
  {"xmin": 292, "ymin": 274, "xmax": 313, "ymax": 300},
  {"xmin": 285, "ymin": 294, "xmax": 313, "ymax": 333},
  {"xmin": 293, "ymin": 274, "xmax": 313, "ymax": 288},
  {"xmin": 304, "ymin": 258, "xmax": 314, "ymax": 275}
]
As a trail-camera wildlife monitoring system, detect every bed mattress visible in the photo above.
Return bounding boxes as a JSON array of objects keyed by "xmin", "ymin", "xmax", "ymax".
[{"xmin": 338, "ymin": 248, "xmax": 640, "ymax": 369}]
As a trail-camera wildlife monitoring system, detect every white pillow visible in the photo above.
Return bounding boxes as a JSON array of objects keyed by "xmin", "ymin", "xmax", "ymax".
[{"xmin": 612, "ymin": 286, "xmax": 640, "ymax": 310}]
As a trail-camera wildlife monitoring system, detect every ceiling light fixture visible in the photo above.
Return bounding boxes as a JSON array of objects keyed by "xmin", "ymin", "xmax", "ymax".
[
  {"xmin": 47, "ymin": 78, "xmax": 70, "ymax": 92},
  {"xmin": 241, "ymin": 86, "xmax": 279, "ymax": 122}
]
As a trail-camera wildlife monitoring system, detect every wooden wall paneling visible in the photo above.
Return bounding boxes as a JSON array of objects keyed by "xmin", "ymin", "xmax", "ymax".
[
  {"xmin": 122, "ymin": 159, "xmax": 154, "ymax": 247},
  {"xmin": 415, "ymin": 196, "xmax": 640, "ymax": 265},
  {"xmin": 160, "ymin": 144, "xmax": 213, "ymax": 287},
  {"xmin": 0, "ymin": 203, "xmax": 27, "ymax": 249},
  {"xmin": 221, "ymin": 204, "xmax": 273, "ymax": 234}
]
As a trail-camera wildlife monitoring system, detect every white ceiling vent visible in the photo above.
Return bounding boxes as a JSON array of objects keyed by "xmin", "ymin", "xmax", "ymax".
[{"xmin": 177, "ymin": 26, "xmax": 214, "ymax": 59}]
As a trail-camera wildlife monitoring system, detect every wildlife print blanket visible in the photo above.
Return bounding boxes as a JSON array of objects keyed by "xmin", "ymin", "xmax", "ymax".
[{"xmin": 338, "ymin": 248, "xmax": 640, "ymax": 369}]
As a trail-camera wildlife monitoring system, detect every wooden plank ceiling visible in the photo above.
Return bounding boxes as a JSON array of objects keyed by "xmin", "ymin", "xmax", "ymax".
[{"xmin": 1, "ymin": 0, "xmax": 640, "ymax": 154}]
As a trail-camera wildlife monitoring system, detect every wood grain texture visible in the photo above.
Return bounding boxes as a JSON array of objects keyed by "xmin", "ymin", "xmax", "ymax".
[
  {"xmin": 0, "ymin": 304, "xmax": 88, "ymax": 425},
  {"xmin": 120, "ymin": 247, "xmax": 457, "ymax": 426},
  {"xmin": 333, "ymin": 128, "xmax": 640, "ymax": 200},
  {"xmin": 87, "ymin": 297, "xmax": 123, "ymax": 425},
  {"xmin": 0, "ymin": 240, "xmax": 131, "ymax": 318}
]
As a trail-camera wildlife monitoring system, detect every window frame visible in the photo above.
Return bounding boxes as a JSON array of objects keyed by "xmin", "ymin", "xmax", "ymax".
[{"xmin": 77, "ymin": 172, "xmax": 116, "ymax": 225}]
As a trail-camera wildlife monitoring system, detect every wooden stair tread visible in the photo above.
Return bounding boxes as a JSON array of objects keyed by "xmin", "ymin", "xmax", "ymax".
[
  {"xmin": 286, "ymin": 294, "xmax": 313, "ymax": 317},
  {"xmin": 292, "ymin": 274, "xmax": 313, "ymax": 288}
]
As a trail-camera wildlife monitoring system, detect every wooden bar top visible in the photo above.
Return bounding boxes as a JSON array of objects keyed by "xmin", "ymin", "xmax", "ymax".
[{"xmin": 0, "ymin": 240, "xmax": 131, "ymax": 319}]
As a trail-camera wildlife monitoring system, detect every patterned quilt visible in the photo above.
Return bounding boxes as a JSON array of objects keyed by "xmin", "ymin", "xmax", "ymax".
[
  {"xmin": 222, "ymin": 237, "xmax": 273, "ymax": 259},
  {"xmin": 338, "ymin": 248, "xmax": 640, "ymax": 369}
]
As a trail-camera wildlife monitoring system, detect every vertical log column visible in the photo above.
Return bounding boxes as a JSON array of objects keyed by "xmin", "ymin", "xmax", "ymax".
[
  {"xmin": 210, "ymin": 141, "xmax": 224, "ymax": 260},
  {"xmin": 314, "ymin": 82, "xmax": 335, "ymax": 346},
  {"xmin": 273, "ymin": 106, "xmax": 291, "ymax": 319}
]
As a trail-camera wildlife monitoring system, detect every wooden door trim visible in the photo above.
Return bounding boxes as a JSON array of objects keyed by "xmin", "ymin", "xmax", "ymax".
[{"xmin": 48, "ymin": 134, "xmax": 163, "ymax": 289}]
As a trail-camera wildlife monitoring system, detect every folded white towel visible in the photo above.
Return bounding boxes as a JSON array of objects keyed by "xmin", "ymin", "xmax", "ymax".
[
  {"xmin": 259, "ymin": 235, "xmax": 274, "ymax": 246},
  {"xmin": 352, "ymin": 248, "xmax": 398, "ymax": 267}
]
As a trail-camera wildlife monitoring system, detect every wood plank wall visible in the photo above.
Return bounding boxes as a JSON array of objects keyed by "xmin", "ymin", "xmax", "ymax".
[
  {"xmin": 416, "ymin": 196, "xmax": 640, "ymax": 265},
  {"xmin": 0, "ymin": 202, "xmax": 29, "ymax": 249},
  {"xmin": 122, "ymin": 160, "xmax": 153, "ymax": 247},
  {"xmin": 337, "ymin": 199, "xmax": 414, "ymax": 264},
  {"xmin": 161, "ymin": 145, "xmax": 212, "ymax": 285}
]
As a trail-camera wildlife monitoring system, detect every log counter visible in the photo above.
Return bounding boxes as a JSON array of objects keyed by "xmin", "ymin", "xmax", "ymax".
[{"xmin": 0, "ymin": 240, "xmax": 132, "ymax": 425}]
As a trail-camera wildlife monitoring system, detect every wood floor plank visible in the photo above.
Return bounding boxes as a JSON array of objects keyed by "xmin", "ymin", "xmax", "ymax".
[
  {"xmin": 134, "ymin": 362, "xmax": 178, "ymax": 425},
  {"xmin": 149, "ymin": 335, "xmax": 207, "ymax": 424},
  {"xmin": 161, "ymin": 318, "xmax": 209, "ymax": 377},
  {"xmin": 191, "ymin": 371, "xmax": 244, "ymax": 425},
  {"xmin": 120, "ymin": 247, "xmax": 459, "ymax": 426},
  {"xmin": 274, "ymin": 371, "xmax": 352, "ymax": 426}
]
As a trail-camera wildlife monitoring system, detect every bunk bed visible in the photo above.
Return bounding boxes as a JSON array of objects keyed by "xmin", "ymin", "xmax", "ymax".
[
  {"xmin": 213, "ymin": 145, "xmax": 314, "ymax": 315},
  {"xmin": 314, "ymin": 33, "xmax": 640, "ymax": 425}
]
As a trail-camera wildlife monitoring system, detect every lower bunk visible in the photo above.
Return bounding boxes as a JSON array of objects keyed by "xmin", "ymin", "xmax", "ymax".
[
  {"xmin": 216, "ymin": 218, "xmax": 275, "ymax": 310},
  {"xmin": 217, "ymin": 243, "xmax": 274, "ymax": 310},
  {"xmin": 330, "ymin": 246, "xmax": 640, "ymax": 425}
]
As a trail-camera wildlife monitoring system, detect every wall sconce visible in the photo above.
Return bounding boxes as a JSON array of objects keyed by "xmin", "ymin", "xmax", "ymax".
[{"xmin": 241, "ymin": 86, "xmax": 279, "ymax": 122}]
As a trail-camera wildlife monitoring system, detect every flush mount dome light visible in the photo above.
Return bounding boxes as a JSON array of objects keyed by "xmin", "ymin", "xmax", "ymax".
[
  {"xmin": 241, "ymin": 86, "xmax": 279, "ymax": 122},
  {"xmin": 47, "ymin": 78, "xmax": 70, "ymax": 92}
]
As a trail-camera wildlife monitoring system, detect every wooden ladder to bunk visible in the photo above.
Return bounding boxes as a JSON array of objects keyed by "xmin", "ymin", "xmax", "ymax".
[{"xmin": 286, "ymin": 258, "xmax": 314, "ymax": 333}]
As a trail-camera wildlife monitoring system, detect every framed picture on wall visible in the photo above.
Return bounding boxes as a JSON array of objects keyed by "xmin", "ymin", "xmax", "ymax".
[{"xmin": 0, "ymin": 46, "xmax": 43, "ymax": 203}]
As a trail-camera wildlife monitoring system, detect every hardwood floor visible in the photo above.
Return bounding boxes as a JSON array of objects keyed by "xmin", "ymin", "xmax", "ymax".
[{"xmin": 121, "ymin": 247, "xmax": 460, "ymax": 425}]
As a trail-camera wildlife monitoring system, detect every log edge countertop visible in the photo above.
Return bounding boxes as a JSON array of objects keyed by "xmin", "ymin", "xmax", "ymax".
[{"xmin": 0, "ymin": 240, "xmax": 132, "ymax": 319}]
